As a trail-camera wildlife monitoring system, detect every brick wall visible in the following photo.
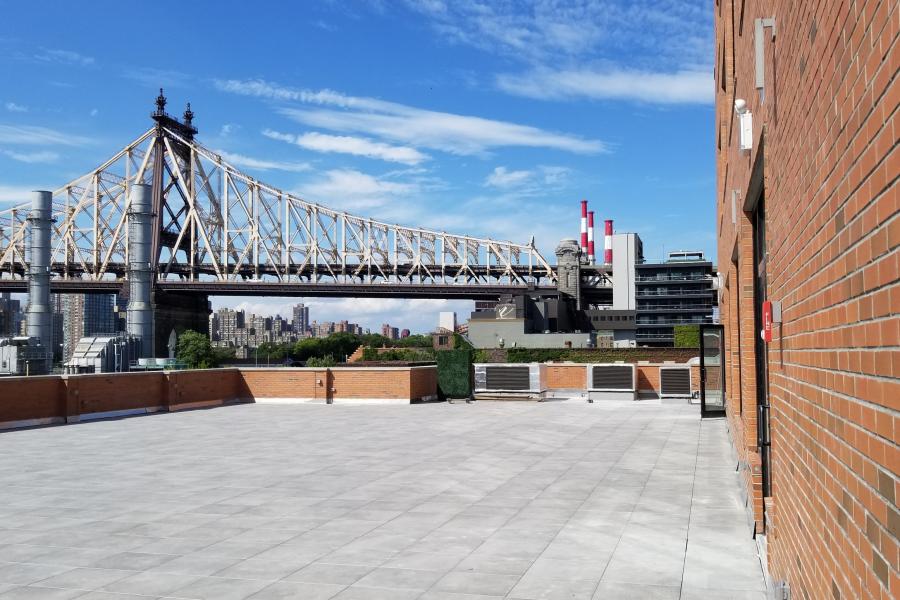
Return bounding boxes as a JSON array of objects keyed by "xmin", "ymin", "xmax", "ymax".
[
  {"xmin": 240, "ymin": 369, "xmax": 322, "ymax": 400},
  {"xmin": 0, "ymin": 366, "xmax": 439, "ymax": 429},
  {"xmin": 409, "ymin": 366, "xmax": 438, "ymax": 400},
  {"xmin": 543, "ymin": 363, "xmax": 700, "ymax": 395},
  {"xmin": 716, "ymin": 1, "xmax": 898, "ymax": 598},
  {"xmin": 0, "ymin": 376, "xmax": 65, "ymax": 425},
  {"xmin": 240, "ymin": 367, "xmax": 438, "ymax": 402},
  {"xmin": 546, "ymin": 365, "xmax": 587, "ymax": 389},
  {"xmin": 168, "ymin": 369, "xmax": 243, "ymax": 411}
]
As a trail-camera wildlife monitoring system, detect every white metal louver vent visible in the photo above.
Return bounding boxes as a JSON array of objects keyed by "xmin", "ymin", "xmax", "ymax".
[
  {"xmin": 474, "ymin": 363, "xmax": 546, "ymax": 400},
  {"xmin": 660, "ymin": 367, "xmax": 692, "ymax": 398},
  {"xmin": 585, "ymin": 364, "xmax": 636, "ymax": 401}
]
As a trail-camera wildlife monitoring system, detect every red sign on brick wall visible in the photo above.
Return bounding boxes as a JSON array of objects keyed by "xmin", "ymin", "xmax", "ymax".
[{"xmin": 761, "ymin": 300, "xmax": 772, "ymax": 343}]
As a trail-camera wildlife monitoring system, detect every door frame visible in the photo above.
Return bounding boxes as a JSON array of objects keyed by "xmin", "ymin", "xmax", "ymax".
[{"xmin": 700, "ymin": 323, "xmax": 726, "ymax": 417}]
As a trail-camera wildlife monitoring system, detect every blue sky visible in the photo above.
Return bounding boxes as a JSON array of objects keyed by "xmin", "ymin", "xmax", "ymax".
[{"xmin": 0, "ymin": 0, "xmax": 714, "ymax": 332}]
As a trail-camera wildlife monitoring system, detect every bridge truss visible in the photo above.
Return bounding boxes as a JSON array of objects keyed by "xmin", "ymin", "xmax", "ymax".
[{"xmin": 0, "ymin": 109, "xmax": 559, "ymax": 296}]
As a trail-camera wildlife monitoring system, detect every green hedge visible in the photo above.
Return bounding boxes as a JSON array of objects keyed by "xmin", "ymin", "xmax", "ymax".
[
  {"xmin": 361, "ymin": 347, "xmax": 435, "ymax": 361},
  {"xmin": 673, "ymin": 325, "xmax": 701, "ymax": 348},
  {"xmin": 435, "ymin": 348, "xmax": 472, "ymax": 398},
  {"xmin": 504, "ymin": 347, "xmax": 693, "ymax": 363}
]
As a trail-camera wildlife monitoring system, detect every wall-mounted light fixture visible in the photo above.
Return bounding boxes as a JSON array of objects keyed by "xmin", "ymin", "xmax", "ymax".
[{"xmin": 735, "ymin": 99, "xmax": 753, "ymax": 151}]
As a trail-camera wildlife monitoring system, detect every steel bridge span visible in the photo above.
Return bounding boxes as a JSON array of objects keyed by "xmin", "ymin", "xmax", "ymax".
[
  {"xmin": 0, "ymin": 93, "xmax": 610, "ymax": 352},
  {"xmin": 0, "ymin": 94, "xmax": 581, "ymax": 293}
]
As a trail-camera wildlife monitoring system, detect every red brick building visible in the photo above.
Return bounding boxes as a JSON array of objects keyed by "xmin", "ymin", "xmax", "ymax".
[{"xmin": 715, "ymin": 1, "xmax": 897, "ymax": 599}]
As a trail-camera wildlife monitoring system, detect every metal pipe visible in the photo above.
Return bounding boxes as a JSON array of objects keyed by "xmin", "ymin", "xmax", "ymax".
[
  {"xmin": 26, "ymin": 190, "xmax": 53, "ymax": 371},
  {"xmin": 604, "ymin": 219, "xmax": 613, "ymax": 264},
  {"xmin": 126, "ymin": 184, "xmax": 154, "ymax": 358}
]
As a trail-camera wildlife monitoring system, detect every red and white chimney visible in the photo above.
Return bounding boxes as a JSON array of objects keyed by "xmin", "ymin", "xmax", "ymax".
[
  {"xmin": 604, "ymin": 219, "xmax": 613, "ymax": 264},
  {"xmin": 580, "ymin": 200, "xmax": 588, "ymax": 256},
  {"xmin": 587, "ymin": 211, "xmax": 595, "ymax": 263}
]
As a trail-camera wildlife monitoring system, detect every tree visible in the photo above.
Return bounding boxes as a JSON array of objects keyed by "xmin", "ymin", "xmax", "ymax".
[
  {"xmin": 176, "ymin": 330, "xmax": 226, "ymax": 369},
  {"xmin": 306, "ymin": 355, "xmax": 337, "ymax": 367},
  {"xmin": 257, "ymin": 342, "xmax": 289, "ymax": 362}
]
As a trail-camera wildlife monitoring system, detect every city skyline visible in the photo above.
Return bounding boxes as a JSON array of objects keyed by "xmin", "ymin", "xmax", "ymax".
[{"xmin": 210, "ymin": 302, "xmax": 415, "ymax": 358}]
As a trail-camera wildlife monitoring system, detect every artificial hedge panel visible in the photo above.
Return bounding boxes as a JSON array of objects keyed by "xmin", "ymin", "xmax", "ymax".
[
  {"xmin": 435, "ymin": 348, "xmax": 472, "ymax": 398},
  {"xmin": 673, "ymin": 325, "xmax": 701, "ymax": 348}
]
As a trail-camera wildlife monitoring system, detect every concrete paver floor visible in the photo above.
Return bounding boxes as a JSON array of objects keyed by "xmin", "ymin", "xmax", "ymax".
[{"xmin": 0, "ymin": 400, "xmax": 767, "ymax": 599}]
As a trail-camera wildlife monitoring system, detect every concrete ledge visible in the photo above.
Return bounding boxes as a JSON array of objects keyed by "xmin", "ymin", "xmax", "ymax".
[
  {"xmin": 253, "ymin": 397, "xmax": 323, "ymax": 404},
  {"xmin": 169, "ymin": 399, "xmax": 242, "ymax": 411},
  {"xmin": 474, "ymin": 392, "xmax": 545, "ymax": 401},
  {"xmin": 0, "ymin": 416, "xmax": 65, "ymax": 430},
  {"xmin": 80, "ymin": 407, "xmax": 164, "ymax": 421},
  {"xmin": 253, "ymin": 397, "xmax": 434, "ymax": 405}
]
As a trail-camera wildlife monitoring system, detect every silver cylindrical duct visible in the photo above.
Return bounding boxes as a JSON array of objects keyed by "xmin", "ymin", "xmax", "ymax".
[
  {"xmin": 126, "ymin": 184, "xmax": 154, "ymax": 358},
  {"xmin": 26, "ymin": 190, "xmax": 53, "ymax": 370}
]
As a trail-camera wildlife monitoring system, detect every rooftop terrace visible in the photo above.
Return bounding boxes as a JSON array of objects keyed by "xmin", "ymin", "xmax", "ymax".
[{"xmin": 0, "ymin": 401, "xmax": 766, "ymax": 599}]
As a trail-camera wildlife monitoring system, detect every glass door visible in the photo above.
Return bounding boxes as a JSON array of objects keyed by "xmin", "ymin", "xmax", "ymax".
[{"xmin": 700, "ymin": 324, "xmax": 726, "ymax": 417}]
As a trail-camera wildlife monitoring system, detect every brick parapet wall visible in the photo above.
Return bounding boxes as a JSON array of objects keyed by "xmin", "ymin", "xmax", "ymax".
[
  {"xmin": 717, "ymin": 1, "xmax": 898, "ymax": 598},
  {"xmin": 543, "ymin": 363, "xmax": 701, "ymax": 395},
  {"xmin": 0, "ymin": 366, "xmax": 439, "ymax": 429}
]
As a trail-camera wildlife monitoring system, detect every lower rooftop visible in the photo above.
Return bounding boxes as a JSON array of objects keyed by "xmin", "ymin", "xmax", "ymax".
[{"xmin": 0, "ymin": 400, "xmax": 766, "ymax": 599}]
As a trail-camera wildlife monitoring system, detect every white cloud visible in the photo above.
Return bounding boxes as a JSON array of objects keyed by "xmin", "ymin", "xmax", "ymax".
[
  {"xmin": 89, "ymin": 108, "xmax": 98, "ymax": 117},
  {"xmin": 401, "ymin": 0, "xmax": 712, "ymax": 70},
  {"xmin": 496, "ymin": 68, "xmax": 713, "ymax": 104},
  {"xmin": 399, "ymin": 1, "xmax": 713, "ymax": 106},
  {"xmin": 540, "ymin": 166, "xmax": 571, "ymax": 185},
  {"xmin": 313, "ymin": 19, "xmax": 337, "ymax": 31},
  {"xmin": 220, "ymin": 123, "xmax": 237, "ymax": 137},
  {"xmin": 214, "ymin": 79, "xmax": 367, "ymax": 107},
  {"xmin": 34, "ymin": 48, "xmax": 95, "ymax": 67},
  {"xmin": 484, "ymin": 165, "xmax": 572, "ymax": 191},
  {"xmin": 297, "ymin": 169, "xmax": 418, "ymax": 211},
  {"xmin": 0, "ymin": 149, "xmax": 59, "ymax": 164},
  {"xmin": 4, "ymin": 102, "xmax": 27, "ymax": 113},
  {"xmin": 0, "ymin": 185, "xmax": 40, "ymax": 205},
  {"xmin": 215, "ymin": 78, "xmax": 606, "ymax": 156},
  {"xmin": 263, "ymin": 129, "xmax": 428, "ymax": 165},
  {"xmin": 485, "ymin": 167, "xmax": 532, "ymax": 188},
  {"xmin": 213, "ymin": 149, "xmax": 311, "ymax": 173},
  {"xmin": 0, "ymin": 124, "xmax": 92, "ymax": 147}
]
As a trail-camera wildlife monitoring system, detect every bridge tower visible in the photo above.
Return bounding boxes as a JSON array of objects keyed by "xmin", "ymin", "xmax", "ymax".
[{"xmin": 148, "ymin": 91, "xmax": 210, "ymax": 356}]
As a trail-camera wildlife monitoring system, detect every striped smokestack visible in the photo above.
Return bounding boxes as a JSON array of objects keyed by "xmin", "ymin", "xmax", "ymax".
[
  {"xmin": 587, "ymin": 211, "xmax": 595, "ymax": 263},
  {"xmin": 604, "ymin": 219, "xmax": 613, "ymax": 264},
  {"xmin": 580, "ymin": 200, "xmax": 588, "ymax": 255}
]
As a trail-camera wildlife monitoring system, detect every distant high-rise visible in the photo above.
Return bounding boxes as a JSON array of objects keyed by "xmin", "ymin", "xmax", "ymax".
[
  {"xmin": 61, "ymin": 294, "xmax": 118, "ymax": 361},
  {"xmin": 292, "ymin": 303, "xmax": 309, "ymax": 335},
  {"xmin": 381, "ymin": 323, "xmax": 399, "ymax": 340},
  {"xmin": 0, "ymin": 293, "xmax": 22, "ymax": 337},
  {"xmin": 438, "ymin": 312, "xmax": 457, "ymax": 333},
  {"xmin": 51, "ymin": 294, "xmax": 64, "ymax": 362},
  {"xmin": 312, "ymin": 321, "xmax": 334, "ymax": 338}
]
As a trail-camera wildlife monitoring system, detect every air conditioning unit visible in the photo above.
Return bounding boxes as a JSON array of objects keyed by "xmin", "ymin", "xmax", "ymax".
[
  {"xmin": 586, "ymin": 363, "xmax": 636, "ymax": 401},
  {"xmin": 659, "ymin": 366, "xmax": 692, "ymax": 398},
  {"xmin": 474, "ymin": 363, "xmax": 546, "ymax": 400}
]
